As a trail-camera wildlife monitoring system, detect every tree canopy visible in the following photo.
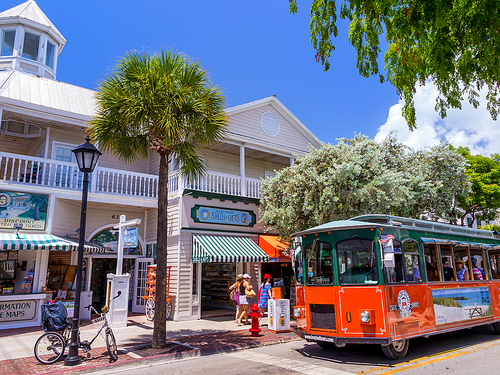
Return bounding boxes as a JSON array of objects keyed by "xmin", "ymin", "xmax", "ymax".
[
  {"xmin": 89, "ymin": 50, "xmax": 227, "ymax": 348},
  {"xmin": 259, "ymin": 134, "xmax": 469, "ymax": 239},
  {"xmin": 455, "ymin": 147, "xmax": 500, "ymax": 227},
  {"xmin": 289, "ymin": 0, "xmax": 500, "ymax": 130}
]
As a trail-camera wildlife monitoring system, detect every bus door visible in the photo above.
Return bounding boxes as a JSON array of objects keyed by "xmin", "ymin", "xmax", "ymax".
[{"xmin": 336, "ymin": 238, "xmax": 387, "ymax": 337}]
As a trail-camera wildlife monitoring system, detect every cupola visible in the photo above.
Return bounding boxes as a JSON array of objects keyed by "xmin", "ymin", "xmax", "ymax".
[{"xmin": 0, "ymin": 0, "xmax": 66, "ymax": 79}]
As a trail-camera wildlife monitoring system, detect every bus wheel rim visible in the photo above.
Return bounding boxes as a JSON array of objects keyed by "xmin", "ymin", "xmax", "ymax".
[{"xmin": 393, "ymin": 340, "xmax": 405, "ymax": 352}]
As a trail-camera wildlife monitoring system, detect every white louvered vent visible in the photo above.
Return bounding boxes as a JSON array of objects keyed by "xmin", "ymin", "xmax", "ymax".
[{"xmin": 260, "ymin": 112, "xmax": 280, "ymax": 137}]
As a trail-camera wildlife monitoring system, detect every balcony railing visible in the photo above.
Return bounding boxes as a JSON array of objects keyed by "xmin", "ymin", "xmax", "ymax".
[{"xmin": 0, "ymin": 152, "xmax": 262, "ymax": 199}]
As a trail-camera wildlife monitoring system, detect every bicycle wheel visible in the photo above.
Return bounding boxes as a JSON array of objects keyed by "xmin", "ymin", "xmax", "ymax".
[
  {"xmin": 146, "ymin": 297, "xmax": 155, "ymax": 321},
  {"xmin": 105, "ymin": 328, "xmax": 118, "ymax": 362},
  {"xmin": 165, "ymin": 300, "xmax": 172, "ymax": 320},
  {"xmin": 34, "ymin": 332, "xmax": 65, "ymax": 364}
]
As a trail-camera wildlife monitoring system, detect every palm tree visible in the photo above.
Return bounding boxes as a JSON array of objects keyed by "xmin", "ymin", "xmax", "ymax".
[{"xmin": 88, "ymin": 50, "xmax": 227, "ymax": 348}]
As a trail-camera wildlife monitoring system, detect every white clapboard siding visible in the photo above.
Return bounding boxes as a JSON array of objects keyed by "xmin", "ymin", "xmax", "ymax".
[
  {"xmin": 227, "ymin": 104, "xmax": 313, "ymax": 153},
  {"xmin": 175, "ymin": 231, "xmax": 194, "ymax": 320},
  {"xmin": 245, "ymin": 158, "xmax": 288, "ymax": 180},
  {"xmin": 197, "ymin": 148, "xmax": 240, "ymax": 175}
]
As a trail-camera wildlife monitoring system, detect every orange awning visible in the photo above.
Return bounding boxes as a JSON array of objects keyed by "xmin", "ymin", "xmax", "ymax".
[{"xmin": 258, "ymin": 235, "xmax": 289, "ymax": 260}]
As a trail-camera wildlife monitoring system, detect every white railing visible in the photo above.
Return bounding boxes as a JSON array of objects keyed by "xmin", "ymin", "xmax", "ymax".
[
  {"xmin": 0, "ymin": 152, "xmax": 262, "ymax": 199},
  {"xmin": 0, "ymin": 152, "xmax": 159, "ymax": 198}
]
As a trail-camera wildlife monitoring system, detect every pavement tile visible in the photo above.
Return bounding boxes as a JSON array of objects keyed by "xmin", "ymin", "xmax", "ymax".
[{"xmin": 0, "ymin": 320, "xmax": 299, "ymax": 375}]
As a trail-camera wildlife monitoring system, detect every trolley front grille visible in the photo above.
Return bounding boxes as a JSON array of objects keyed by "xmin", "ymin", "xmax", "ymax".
[{"xmin": 310, "ymin": 304, "xmax": 336, "ymax": 330}]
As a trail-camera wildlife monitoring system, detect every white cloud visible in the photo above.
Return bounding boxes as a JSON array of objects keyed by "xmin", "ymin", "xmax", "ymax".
[{"xmin": 375, "ymin": 84, "xmax": 500, "ymax": 156}]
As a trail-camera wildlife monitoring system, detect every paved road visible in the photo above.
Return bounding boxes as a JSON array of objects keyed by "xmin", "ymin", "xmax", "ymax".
[{"xmin": 81, "ymin": 324, "xmax": 500, "ymax": 375}]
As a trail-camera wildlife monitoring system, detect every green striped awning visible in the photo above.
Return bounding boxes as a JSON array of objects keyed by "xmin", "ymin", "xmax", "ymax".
[
  {"xmin": 192, "ymin": 235, "xmax": 269, "ymax": 263},
  {"xmin": 0, "ymin": 233, "xmax": 104, "ymax": 254}
]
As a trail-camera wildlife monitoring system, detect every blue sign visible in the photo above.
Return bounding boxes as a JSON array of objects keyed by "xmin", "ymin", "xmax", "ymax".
[
  {"xmin": 191, "ymin": 205, "xmax": 255, "ymax": 227},
  {"xmin": 123, "ymin": 227, "xmax": 139, "ymax": 248}
]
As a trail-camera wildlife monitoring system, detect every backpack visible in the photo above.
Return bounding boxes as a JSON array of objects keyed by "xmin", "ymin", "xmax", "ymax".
[{"xmin": 41, "ymin": 300, "xmax": 68, "ymax": 332}]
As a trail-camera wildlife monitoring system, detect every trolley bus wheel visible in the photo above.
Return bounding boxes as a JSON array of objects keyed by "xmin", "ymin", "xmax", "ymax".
[
  {"xmin": 165, "ymin": 300, "xmax": 172, "ymax": 320},
  {"xmin": 146, "ymin": 297, "xmax": 155, "ymax": 321},
  {"xmin": 316, "ymin": 341, "xmax": 335, "ymax": 349},
  {"xmin": 492, "ymin": 321, "xmax": 500, "ymax": 334},
  {"xmin": 381, "ymin": 339, "xmax": 409, "ymax": 360}
]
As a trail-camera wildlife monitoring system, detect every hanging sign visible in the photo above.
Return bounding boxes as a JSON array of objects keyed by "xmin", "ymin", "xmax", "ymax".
[
  {"xmin": 123, "ymin": 227, "xmax": 139, "ymax": 248},
  {"xmin": 191, "ymin": 205, "xmax": 256, "ymax": 227},
  {"xmin": 0, "ymin": 191, "xmax": 48, "ymax": 230}
]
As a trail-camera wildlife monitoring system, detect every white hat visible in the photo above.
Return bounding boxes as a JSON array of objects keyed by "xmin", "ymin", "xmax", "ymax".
[{"xmin": 243, "ymin": 273, "xmax": 251, "ymax": 279}]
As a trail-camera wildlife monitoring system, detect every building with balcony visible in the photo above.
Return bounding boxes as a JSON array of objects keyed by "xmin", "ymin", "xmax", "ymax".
[{"xmin": 0, "ymin": 1, "xmax": 321, "ymax": 328}]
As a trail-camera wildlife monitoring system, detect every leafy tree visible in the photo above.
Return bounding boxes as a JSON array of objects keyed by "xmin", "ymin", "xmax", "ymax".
[
  {"xmin": 89, "ymin": 50, "xmax": 227, "ymax": 348},
  {"xmin": 455, "ymin": 147, "xmax": 500, "ymax": 227},
  {"xmin": 288, "ymin": 0, "xmax": 500, "ymax": 130},
  {"xmin": 259, "ymin": 134, "xmax": 469, "ymax": 239}
]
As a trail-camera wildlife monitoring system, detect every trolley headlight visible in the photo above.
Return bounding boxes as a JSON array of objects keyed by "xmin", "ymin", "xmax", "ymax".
[
  {"xmin": 293, "ymin": 307, "xmax": 301, "ymax": 318},
  {"xmin": 360, "ymin": 310, "xmax": 371, "ymax": 323}
]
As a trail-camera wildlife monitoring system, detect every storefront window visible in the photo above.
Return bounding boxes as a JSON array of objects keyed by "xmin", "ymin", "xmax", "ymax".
[{"xmin": 90, "ymin": 228, "xmax": 142, "ymax": 255}]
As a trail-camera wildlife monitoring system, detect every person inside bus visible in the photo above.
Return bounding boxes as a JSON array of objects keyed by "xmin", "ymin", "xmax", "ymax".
[
  {"xmin": 471, "ymin": 258, "xmax": 484, "ymax": 280},
  {"xmin": 442, "ymin": 258, "xmax": 454, "ymax": 281},
  {"xmin": 456, "ymin": 259, "xmax": 470, "ymax": 281},
  {"xmin": 426, "ymin": 261, "xmax": 439, "ymax": 281}
]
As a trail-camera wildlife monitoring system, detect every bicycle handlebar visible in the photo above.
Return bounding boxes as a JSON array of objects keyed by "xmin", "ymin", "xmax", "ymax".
[{"xmin": 84, "ymin": 291, "xmax": 122, "ymax": 311}]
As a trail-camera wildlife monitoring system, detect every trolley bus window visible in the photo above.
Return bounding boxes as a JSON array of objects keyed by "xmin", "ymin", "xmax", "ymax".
[
  {"xmin": 424, "ymin": 244, "xmax": 440, "ymax": 281},
  {"xmin": 470, "ymin": 249, "xmax": 486, "ymax": 280},
  {"xmin": 305, "ymin": 241, "xmax": 333, "ymax": 285},
  {"xmin": 488, "ymin": 250, "xmax": 500, "ymax": 279},
  {"xmin": 382, "ymin": 239, "xmax": 405, "ymax": 283},
  {"xmin": 403, "ymin": 240, "xmax": 422, "ymax": 282},
  {"xmin": 337, "ymin": 239, "xmax": 378, "ymax": 285},
  {"xmin": 440, "ymin": 244, "xmax": 455, "ymax": 281},
  {"xmin": 454, "ymin": 246, "xmax": 470, "ymax": 281}
]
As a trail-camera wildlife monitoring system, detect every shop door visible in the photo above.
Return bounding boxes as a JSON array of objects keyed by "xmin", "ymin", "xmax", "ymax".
[{"xmin": 133, "ymin": 258, "xmax": 154, "ymax": 313}]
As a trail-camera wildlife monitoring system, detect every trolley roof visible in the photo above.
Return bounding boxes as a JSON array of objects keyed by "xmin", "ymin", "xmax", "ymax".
[{"xmin": 292, "ymin": 214, "xmax": 497, "ymax": 240}]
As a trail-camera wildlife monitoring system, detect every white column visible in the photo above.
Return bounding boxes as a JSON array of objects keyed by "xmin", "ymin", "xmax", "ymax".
[
  {"xmin": 290, "ymin": 157, "xmax": 295, "ymax": 166},
  {"xmin": 116, "ymin": 215, "xmax": 125, "ymax": 275},
  {"xmin": 240, "ymin": 144, "xmax": 246, "ymax": 196}
]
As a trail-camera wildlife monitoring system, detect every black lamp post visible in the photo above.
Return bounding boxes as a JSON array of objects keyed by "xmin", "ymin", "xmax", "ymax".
[{"xmin": 64, "ymin": 136, "xmax": 101, "ymax": 366}]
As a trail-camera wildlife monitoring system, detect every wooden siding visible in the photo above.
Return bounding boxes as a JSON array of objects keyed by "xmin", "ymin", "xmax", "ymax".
[
  {"xmin": 245, "ymin": 158, "xmax": 287, "ymax": 180},
  {"xmin": 176, "ymin": 231, "xmax": 194, "ymax": 320},
  {"xmin": 148, "ymin": 149, "xmax": 159, "ymax": 175},
  {"xmin": 51, "ymin": 198, "xmax": 146, "ymax": 244},
  {"xmin": 227, "ymin": 104, "xmax": 313, "ymax": 153},
  {"xmin": 144, "ymin": 198, "xmax": 179, "ymax": 241}
]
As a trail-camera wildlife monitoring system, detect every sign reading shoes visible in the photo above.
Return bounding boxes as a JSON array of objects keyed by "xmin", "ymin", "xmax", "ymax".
[{"xmin": 191, "ymin": 205, "xmax": 256, "ymax": 227}]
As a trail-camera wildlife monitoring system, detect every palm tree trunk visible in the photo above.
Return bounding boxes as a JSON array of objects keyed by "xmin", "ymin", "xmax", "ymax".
[{"xmin": 153, "ymin": 151, "xmax": 169, "ymax": 348}]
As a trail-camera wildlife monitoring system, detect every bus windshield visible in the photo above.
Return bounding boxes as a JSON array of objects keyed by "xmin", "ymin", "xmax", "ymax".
[
  {"xmin": 305, "ymin": 240, "xmax": 333, "ymax": 285},
  {"xmin": 337, "ymin": 238, "xmax": 378, "ymax": 285}
]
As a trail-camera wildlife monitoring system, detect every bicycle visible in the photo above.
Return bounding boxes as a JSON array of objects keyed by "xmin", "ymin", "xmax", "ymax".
[{"xmin": 34, "ymin": 292, "xmax": 121, "ymax": 364}]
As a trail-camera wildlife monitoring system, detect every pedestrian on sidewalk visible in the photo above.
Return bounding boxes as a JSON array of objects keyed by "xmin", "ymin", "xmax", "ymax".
[
  {"xmin": 236, "ymin": 274, "xmax": 253, "ymax": 325},
  {"xmin": 229, "ymin": 274, "xmax": 243, "ymax": 323},
  {"xmin": 258, "ymin": 274, "xmax": 272, "ymax": 319}
]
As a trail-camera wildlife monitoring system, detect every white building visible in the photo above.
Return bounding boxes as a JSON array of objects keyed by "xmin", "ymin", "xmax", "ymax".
[{"xmin": 0, "ymin": 0, "xmax": 321, "ymax": 328}]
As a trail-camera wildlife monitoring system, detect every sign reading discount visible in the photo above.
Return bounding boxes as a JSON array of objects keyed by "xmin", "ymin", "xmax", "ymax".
[
  {"xmin": 0, "ymin": 300, "xmax": 37, "ymax": 322},
  {"xmin": 191, "ymin": 205, "xmax": 256, "ymax": 227}
]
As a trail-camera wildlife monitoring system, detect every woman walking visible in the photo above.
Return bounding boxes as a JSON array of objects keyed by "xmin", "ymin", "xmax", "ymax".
[
  {"xmin": 258, "ymin": 274, "xmax": 272, "ymax": 321},
  {"xmin": 229, "ymin": 274, "xmax": 243, "ymax": 323},
  {"xmin": 236, "ymin": 273, "xmax": 253, "ymax": 325}
]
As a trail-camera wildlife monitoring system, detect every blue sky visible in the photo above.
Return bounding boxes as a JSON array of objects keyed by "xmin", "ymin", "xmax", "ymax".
[{"xmin": 4, "ymin": 1, "xmax": 499, "ymax": 155}]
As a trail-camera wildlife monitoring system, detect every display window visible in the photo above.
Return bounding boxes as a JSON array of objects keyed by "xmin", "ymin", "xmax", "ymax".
[{"xmin": 201, "ymin": 263, "xmax": 236, "ymax": 309}]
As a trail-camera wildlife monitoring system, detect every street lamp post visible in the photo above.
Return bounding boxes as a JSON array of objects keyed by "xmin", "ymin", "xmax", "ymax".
[{"xmin": 64, "ymin": 137, "xmax": 102, "ymax": 366}]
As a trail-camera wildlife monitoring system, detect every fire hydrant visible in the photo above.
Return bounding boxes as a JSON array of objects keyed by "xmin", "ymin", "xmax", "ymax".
[{"xmin": 248, "ymin": 303, "xmax": 262, "ymax": 337}]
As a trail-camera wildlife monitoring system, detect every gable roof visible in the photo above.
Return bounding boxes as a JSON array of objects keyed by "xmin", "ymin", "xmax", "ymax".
[
  {"xmin": 0, "ymin": 0, "xmax": 66, "ymax": 52},
  {"xmin": 226, "ymin": 96, "xmax": 321, "ymax": 149}
]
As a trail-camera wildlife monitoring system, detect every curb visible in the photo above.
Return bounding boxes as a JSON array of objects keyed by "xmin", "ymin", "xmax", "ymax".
[{"xmin": 35, "ymin": 333, "xmax": 302, "ymax": 374}]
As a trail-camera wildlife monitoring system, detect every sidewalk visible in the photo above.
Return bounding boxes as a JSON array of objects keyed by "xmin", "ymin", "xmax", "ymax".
[{"xmin": 0, "ymin": 313, "xmax": 300, "ymax": 375}]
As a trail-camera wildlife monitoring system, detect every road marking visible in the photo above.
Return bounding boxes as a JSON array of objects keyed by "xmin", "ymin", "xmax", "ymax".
[
  {"xmin": 357, "ymin": 339, "xmax": 500, "ymax": 374},
  {"xmin": 226, "ymin": 351, "xmax": 355, "ymax": 374}
]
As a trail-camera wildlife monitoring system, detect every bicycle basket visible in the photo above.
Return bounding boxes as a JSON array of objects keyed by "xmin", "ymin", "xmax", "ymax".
[{"xmin": 41, "ymin": 300, "xmax": 68, "ymax": 332}]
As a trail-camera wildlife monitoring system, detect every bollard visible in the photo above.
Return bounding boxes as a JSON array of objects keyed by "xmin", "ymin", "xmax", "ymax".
[{"xmin": 248, "ymin": 303, "xmax": 263, "ymax": 337}]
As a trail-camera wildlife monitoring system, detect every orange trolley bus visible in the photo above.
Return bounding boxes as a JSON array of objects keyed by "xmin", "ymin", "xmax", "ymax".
[{"xmin": 291, "ymin": 214, "xmax": 500, "ymax": 359}]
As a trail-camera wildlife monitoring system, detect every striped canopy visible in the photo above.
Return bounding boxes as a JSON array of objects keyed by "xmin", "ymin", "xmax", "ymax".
[
  {"xmin": 192, "ymin": 235, "xmax": 269, "ymax": 263},
  {"xmin": 0, "ymin": 233, "xmax": 104, "ymax": 254}
]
